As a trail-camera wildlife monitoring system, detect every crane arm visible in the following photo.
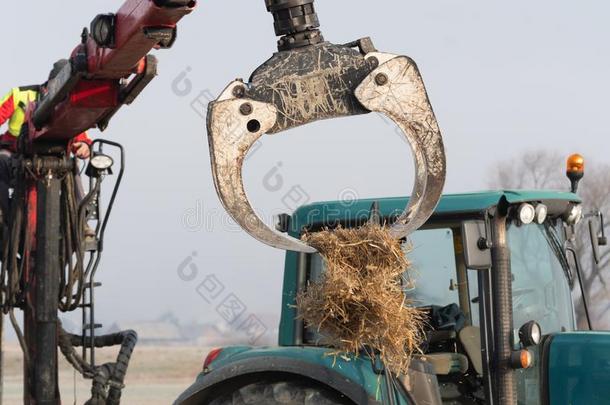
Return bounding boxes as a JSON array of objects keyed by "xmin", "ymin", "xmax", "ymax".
[{"xmin": 26, "ymin": 0, "xmax": 196, "ymax": 145}]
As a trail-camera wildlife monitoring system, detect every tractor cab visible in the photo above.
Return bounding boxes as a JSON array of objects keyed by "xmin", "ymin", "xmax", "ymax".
[
  {"xmin": 177, "ymin": 191, "xmax": 610, "ymax": 405},
  {"xmin": 280, "ymin": 190, "xmax": 585, "ymax": 404}
]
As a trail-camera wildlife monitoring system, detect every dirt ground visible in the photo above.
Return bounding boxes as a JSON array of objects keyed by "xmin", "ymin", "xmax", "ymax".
[{"xmin": 1, "ymin": 343, "xmax": 209, "ymax": 405}]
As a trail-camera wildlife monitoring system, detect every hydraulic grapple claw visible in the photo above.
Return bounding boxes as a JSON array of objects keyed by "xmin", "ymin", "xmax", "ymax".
[
  {"xmin": 207, "ymin": 2, "xmax": 446, "ymax": 252},
  {"xmin": 208, "ymin": 82, "xmax": 316, "ymax": 253},
  {"xmin": 355, "ymin": 53, "xmax": 446, "ymax": 240}
]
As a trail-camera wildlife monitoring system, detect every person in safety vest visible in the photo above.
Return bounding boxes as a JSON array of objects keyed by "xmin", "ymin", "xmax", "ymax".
[{"xmin": 0, "ymin": 59, "xmax": 92, "ymax": 220}]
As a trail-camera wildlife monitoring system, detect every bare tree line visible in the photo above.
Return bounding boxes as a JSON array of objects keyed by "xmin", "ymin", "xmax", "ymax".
[{"xmin": 488, "ymin": 150, "xmax": 610, "ymax": 330}]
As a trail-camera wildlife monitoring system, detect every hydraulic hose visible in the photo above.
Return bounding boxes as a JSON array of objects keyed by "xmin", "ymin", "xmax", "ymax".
[
  {"xmin": 73, "ymin": 330, "xmax": 138, "ymax": 405},
  {"xmin": 59, "ymin": 324, "xmax": 138, "ymax": 405},
  {"xmin": 0, "ymin": 159, "xmax": 27, "ymax": 312},
  {"xmin": 0, "ymin": 155, "xmax": 87, "ymax": 313},
  {"xmin": 59, "ymin": 167, "xmax": 86, "ymax": 312}
]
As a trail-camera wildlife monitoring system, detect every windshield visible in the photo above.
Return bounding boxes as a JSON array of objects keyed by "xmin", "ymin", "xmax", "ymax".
[
  {"xmin": 508, "ymin": 223, "xmax": 575, "ymax": 337},
  {"xmin": 307, "ymin": 222, "xmax": 575, "ymax": 335},
  {"xmin": 309, "ymin": 226, "xmax": 478, "ymax": 325}
]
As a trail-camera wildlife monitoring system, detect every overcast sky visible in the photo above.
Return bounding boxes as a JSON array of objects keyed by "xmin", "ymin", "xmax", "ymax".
[{"xmin": 1, "ymin": 0, "xmax": 608, "ymax": 331}]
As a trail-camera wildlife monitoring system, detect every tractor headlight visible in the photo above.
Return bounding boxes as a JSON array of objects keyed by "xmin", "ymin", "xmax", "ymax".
[
  {"xmin": 518, "ymin": 203, "xmax": 536, "ymax": 225},
  {"xmin": 91, "ymin": 154, "xmax": 114, "ymax": 171},
  {"xmin": 565, "ymin": 203, "xmax": 583, "ymax": 225},
  {"xmin": 90, "ymin": 14, "xmax": 116, "ymax": 48},
  {"xmin": 519, "ymin": 320, "xmax": 542, "ymax": 347},
  {"xmin": 535, "ymin": 204, "xmax": 548, "ymax": 225}
]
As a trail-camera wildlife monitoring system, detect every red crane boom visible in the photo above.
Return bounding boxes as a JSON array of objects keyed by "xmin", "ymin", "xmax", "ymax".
[{"xmin": 27, "ymin": 0, "xmax": 196, "ymax": 143}]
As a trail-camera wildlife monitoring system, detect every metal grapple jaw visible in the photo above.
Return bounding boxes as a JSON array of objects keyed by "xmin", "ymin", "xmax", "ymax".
[{"xmin": 207, "ymin": 38, "xmax": 446, "ymax": 253}]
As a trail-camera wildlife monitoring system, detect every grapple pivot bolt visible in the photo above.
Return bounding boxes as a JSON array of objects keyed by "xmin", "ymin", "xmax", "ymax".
[
  {"xmin": 240, "ymin": 103, "xmax": 253, "ymax": 116},
  {"xmin": 375, "ymin": 73, "xmax": 389, "ymax": 86},
  {"xmin": 232, "ymin": 86, "xmax": 245, "ymax": 98}
]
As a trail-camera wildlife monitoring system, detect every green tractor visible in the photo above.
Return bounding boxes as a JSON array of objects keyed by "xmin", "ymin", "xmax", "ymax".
[{"xmin": 175, "ymin": 169, "xmax": 609, "ymax": 404}]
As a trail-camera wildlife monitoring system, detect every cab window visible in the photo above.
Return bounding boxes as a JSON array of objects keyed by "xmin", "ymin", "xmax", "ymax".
[
  {"xmin": 508, "ymin": 222, "xmax": 575, "ymax": 405},
  {"xmin": 309, "ymin": 226, "xmax": 478, "ymax": 326},
  {"xmin": 405, "ymin": 228, "xmax": 459, "ymax": 307},
  {"xmin": 508, "ymin": 223, "xmax": 575, "ymax": 337}
]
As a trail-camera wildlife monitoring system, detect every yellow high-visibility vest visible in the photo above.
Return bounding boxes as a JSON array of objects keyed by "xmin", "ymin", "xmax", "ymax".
[{"xmin": 0, "ymin": 86, "xmax": 39, "ymax": 137}]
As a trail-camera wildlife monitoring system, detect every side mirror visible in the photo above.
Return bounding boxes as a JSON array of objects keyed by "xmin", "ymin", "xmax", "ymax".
[
  {"xmin": 599, "ymin": 212, "xmax": 608, "ymax": 246},
  {"xmin": 462, "ymin": 220, "xmax": 492, "ymax": 270},
  {"xmin": 589, "ymin": 220, "xmax": 601, "ymax": 265},
  {"xmin": 588, "ymin": 212, "xmax": 607, "ymax": 265}
]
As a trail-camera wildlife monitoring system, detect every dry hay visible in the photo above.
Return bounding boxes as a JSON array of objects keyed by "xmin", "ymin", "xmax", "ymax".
[{"xmin": 297, "ymin": 224, "xmax": 424, "ymax": 375}]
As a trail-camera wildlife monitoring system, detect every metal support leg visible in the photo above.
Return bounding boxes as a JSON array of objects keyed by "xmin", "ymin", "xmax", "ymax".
[
  {"xmin": 1, "ymin": 311, "xmax": 3, "ymax": 405},
  {"xmin": 25, "ymin": 172, "xmax": 61, "ymax": 405}
]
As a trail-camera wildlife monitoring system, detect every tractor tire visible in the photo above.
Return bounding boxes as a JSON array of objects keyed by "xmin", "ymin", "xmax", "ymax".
[{"xmin": 207, "ymin": 378, "xmax": 353, "ymax": 405}]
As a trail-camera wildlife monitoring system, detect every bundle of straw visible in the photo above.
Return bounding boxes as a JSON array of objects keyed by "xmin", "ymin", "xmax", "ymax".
[{"xmin": 297, "ymin": 224, "xmax": 424, "ymax": 375}]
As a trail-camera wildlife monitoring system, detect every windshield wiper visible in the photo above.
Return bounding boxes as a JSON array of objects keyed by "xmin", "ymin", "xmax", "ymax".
[{"xmin": 543, "ymin": 223, "xmax": 574, "ymax": 286}]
